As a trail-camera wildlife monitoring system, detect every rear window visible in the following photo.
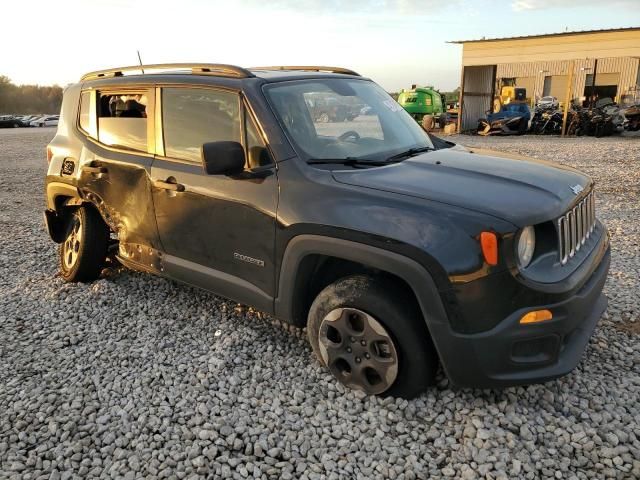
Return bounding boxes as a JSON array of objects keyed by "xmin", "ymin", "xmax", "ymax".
[{"xmin": 97, "ymin": 92, "xmax": 148, "ymax": 152}]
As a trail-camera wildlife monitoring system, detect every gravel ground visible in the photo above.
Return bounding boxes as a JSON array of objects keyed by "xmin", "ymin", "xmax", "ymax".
[{"xmin": 0, "ymin": 128, "xmax": 639, "ymax": 480}]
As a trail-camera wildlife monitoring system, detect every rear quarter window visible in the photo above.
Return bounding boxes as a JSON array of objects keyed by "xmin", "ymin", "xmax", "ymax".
[
  {"xmin": 97, "ymin": 92, "xmax": 148, "ymax": 152},
  {"xmin": 78, "ymin": 91, "xmax": 97, "ymax": 137}
]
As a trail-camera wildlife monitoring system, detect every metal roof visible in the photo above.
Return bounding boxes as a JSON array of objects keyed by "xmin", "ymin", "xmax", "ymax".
[
  {"xmin": 80, "ymin": 64, "xmax": 360, "ymax": 82},
  {"xmin": 449, "ymin": 26, "xmax": 640, "ymax": 44}
]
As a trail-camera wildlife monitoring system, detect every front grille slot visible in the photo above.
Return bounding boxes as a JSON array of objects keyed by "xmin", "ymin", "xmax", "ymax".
[{"xmin": 557, "ymin": 190, "xmax": 596, "ymax": 265}]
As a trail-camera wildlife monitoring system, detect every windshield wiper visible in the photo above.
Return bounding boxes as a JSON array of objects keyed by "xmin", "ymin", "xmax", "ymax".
[
  {"xmin": 307, "ymin": 147, "xmax": 434, "ymax": 167},
  {"xmin": 306, "ymin": 157, "xmax": 389, "ymax": 166},
  {"xmin": 384, "ymin": 146, "xmax": 434, "ymax": 162}
]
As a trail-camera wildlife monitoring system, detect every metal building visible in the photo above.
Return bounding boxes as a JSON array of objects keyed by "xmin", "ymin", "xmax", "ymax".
[{"xmin": 451, "ymin": 27, "xmax": 640, "ymax": 131}]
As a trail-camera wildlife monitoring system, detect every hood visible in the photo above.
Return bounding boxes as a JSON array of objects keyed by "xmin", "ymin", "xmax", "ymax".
[{"xmin": 332, "ymin": 147, "xmax": 591, "ymax": 227}]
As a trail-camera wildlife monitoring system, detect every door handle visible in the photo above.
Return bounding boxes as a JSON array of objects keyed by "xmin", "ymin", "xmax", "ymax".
[
  {"xmin": 154, "ymin": 179, "xmax": 185, "ymax": 192},
  {"xmin": 82, "ymin": 165, "xmax": 107, "ymax": 174}
]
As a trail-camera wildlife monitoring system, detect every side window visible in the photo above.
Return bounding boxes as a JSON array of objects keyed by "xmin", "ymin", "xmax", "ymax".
[
  {"xmin": 97, "ymin": 92, "xmax": 148, "ymax": 152},
  {"xmin": 245, "ymin": 110, "xmax": 270, "ymax": 168},
  {"xmin": 162, "ymin": 88, "xmax": 240, "ymax": 163},
  {"xmin": 79, "ymin": 92, "xmax": 91, "ymax": 133}
]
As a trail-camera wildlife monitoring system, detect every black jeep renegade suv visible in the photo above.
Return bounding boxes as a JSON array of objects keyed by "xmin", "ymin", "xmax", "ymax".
[{"xmin": 44, "ymin": 64, "xmax": 610, "ymax": 398}]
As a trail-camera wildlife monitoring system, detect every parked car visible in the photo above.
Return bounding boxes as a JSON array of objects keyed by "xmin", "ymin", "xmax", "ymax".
[
  {"xmin": 305, "ymin": 93, "xmax": 359, "ymax": 122},
  {"xmin": 44, "ymin": 63, "xmax": 610, "ymax": 398},
  {"xmin": 359, "ymin": 105, "xmax": 374, "ymax": 116},
  {"xmin": 478, "ymin": 103, "xmax": 532, "ymax": 135},
  {"xmin": 0, "ymin": 115, "xmax": 23, "ymax": 128},
  {"xmin": 20, "ymin": 115, "xmax": 40, "ymax": 126},
  {"xmin": 14, "ymin": 115, "xmax": 37, "ymax": 127},
  {"xmin": 31, "ymin": 115, "xmax": 59, "ymax": 127},
  {"xmin": 537, "ymin": 96, "xmax": 559, "ymax": 109}
]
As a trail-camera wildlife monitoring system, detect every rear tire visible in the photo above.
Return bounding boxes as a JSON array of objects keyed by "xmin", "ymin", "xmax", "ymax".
[
  {"xmin": 59, "ymin": 206, "xmax": 109, "ymax": 283},
  {"xmin": 307, "ymin": 274, "xmax": 438, "ymax": 398}
]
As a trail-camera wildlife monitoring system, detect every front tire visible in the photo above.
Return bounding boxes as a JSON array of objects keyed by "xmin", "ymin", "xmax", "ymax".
[
  {"xmin": 307, "ymin": 275, "xmax": 438, "ymax": 398},
  {"xmin": 59, "ymin": 206, "xmax": 109, "ymax": 282}
]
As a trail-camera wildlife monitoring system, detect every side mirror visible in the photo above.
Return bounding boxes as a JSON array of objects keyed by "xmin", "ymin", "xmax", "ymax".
[{"xmin": 201, "ymin": 141, "xmax": 245, "ymax": 176}]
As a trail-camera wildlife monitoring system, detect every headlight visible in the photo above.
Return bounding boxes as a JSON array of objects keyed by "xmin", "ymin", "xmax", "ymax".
[{"xmin": 517, "ymin": 226, "xmax": 536, "ymax": 268}]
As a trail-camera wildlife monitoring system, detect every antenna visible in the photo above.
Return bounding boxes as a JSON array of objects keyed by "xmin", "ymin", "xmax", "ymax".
[{"xmin": 137, "ymin": 50, "xmax": 145, "ymax": 74}]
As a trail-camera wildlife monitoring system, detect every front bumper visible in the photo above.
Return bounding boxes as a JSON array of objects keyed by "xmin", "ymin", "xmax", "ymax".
[{"xmin": 431, "ymin": 245, "xmax": 610, "ymax": 389}]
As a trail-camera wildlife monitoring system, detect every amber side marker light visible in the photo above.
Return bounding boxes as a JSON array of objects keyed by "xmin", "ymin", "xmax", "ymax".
[
  {"xmin": 520, "ymin": 309, "xmax": 553, "ymax": 325},
  {"xmin": 46, "ymin": 147, "xmax": 53, "ymax": 163},
  {"xmin": 480, "ymin": 231, "xmax": 498, "ymax": 265}
]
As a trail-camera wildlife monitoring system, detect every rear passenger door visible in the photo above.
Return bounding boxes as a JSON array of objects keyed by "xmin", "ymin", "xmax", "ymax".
[
  {"xmin": 151, "ymin": 86, "xmax": 278, "ymax": 311},
  {"xmin": 76, "ymin": 87, "xmax": 162, "ymax": 263}
]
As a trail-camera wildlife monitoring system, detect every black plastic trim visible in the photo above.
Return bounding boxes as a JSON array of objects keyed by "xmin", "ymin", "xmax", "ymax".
[
  {"xmin": 162, "ymin": 254, "xmax": 273, "ymax": 314},
  {"xmin": 275, "ymin": 234, "xmax": 449, "ymax": 330},
  {"xmin": 43, "ymin": 209, "xmax": 67, "ymax": 244}
]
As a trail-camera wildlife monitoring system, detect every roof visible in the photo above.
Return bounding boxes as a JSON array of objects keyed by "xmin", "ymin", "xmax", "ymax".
[
  {"xmin": 250, "ymin": 69, "xmax": 363, "ymax": 82},
  {"xmin": 449, "ymin": 26, "xmax": 640, "ymax": 44},
  {"xmin": 80, "ymin": 64, "xmax": 361, "ymax": 82}
]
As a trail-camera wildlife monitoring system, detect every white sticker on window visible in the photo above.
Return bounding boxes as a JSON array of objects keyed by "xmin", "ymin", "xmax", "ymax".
[{"xmin": 383, "ymin": 99, "xmax": 403, "ymax": 112}]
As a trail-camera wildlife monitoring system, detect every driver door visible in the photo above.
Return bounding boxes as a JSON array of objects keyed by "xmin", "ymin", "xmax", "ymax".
[{"xmin": 151, "ymin": 86, "xmax": 278, "ymax": 311}]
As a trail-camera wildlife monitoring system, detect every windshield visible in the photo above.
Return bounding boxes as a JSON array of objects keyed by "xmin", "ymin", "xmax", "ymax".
[{"xmin": 264, "ymin": 79, "xmax": 433, "ymax": 161}]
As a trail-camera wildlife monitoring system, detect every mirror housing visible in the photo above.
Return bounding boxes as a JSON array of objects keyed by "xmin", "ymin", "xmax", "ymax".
[{"xmin": 201, "ymin": 141, "xmax": 245, "ymax": 176}]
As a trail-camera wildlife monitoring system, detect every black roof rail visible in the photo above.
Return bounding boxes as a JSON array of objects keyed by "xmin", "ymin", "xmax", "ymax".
[
  {"xmin": 81, "ymin": 63, "xmax": 255, "ymax": 81},
  {"xmin": 250, "ymin": 66, "xmax": 361, "ymax": 76}
]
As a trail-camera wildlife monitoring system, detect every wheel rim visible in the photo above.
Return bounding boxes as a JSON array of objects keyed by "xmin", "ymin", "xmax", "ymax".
[
  {"xmin": 62, "ymin": 213, "xmax": 82, "ymax": 270},
  {"xmin": 318, "ymin": 307, "xmax": 398, "ymax": 395}
]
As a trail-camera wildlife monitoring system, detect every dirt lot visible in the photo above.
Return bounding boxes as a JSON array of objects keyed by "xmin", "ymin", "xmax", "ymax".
[{"xmin": 0, "ymin": 128, "xmax": 638, "ymax": 479}]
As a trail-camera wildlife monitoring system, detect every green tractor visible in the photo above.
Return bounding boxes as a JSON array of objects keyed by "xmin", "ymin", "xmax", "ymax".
[{"xmin": 398, "ymin": 85, "xmax": 447, "ymax": 128}]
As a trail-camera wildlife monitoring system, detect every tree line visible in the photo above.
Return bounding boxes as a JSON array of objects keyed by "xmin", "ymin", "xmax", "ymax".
[{"xmin": 0, "ymin": 76, "xmax": 63, "ymax": 115}]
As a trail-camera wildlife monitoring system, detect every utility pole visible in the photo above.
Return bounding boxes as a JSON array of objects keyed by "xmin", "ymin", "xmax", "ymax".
[
  {"xmin": 589, "ymin": 58, "xmax": 598, "ymax": 108},
  {"xmin": 561, "ymin": 60, "xmax": 575, "ymax": 137}
]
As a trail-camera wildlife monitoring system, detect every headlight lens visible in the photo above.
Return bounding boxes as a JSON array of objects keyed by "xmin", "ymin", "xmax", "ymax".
[{"xmin": 517, "ymin": 226, "xmax": 536, "ymax": 268}]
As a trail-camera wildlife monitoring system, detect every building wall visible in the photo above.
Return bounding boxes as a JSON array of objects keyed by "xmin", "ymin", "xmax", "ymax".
[
  {"xmin": 461, "ymin": 30, "xmax": 640, "ymax": 66},
  {"xmin": 457, "ymin": 30, "xmax": 640, "ymax": 130},
  {"xmin": 459, "ymin": 65, "xmax": 495, "ymax": 131},
  {"xmin": 496, "ymin": 57, "xmax": 640, "ymax": 103}
]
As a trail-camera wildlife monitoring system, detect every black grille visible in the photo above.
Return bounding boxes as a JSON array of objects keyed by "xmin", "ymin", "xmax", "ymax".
[{"xmin": 557, "ymin": 190, "xmax": 596, "ymax": 265}]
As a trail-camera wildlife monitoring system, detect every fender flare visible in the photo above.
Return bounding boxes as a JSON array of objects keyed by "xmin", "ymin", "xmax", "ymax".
[
  {"xmin": 46, "ymin": 182, "xmax": 82, "ymax": 211},
  {"xmin": 275, "ymin": 234, "xmax": 449, "ymax": 331},
  {"xmin": 44, "ymin": 182, "xmax": 84, "ymax": 243}
]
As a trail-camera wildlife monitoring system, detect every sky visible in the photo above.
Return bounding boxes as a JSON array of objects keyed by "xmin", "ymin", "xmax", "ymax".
[{"xmin": 3, "ymin": 0, "xmax": 640, "ymax": 92}]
